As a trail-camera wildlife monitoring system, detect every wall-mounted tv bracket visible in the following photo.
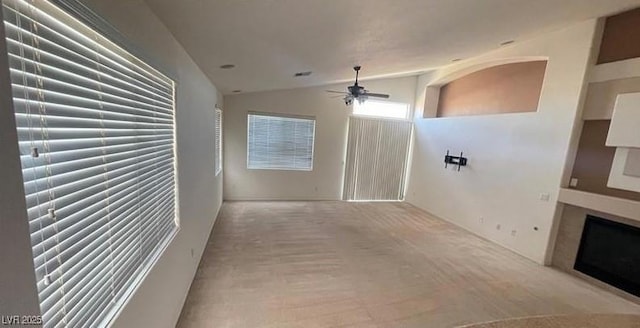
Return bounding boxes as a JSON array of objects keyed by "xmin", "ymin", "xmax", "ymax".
[{"xmin": 444, "ymin": 150, "xmax": 467, "ymax": 171}]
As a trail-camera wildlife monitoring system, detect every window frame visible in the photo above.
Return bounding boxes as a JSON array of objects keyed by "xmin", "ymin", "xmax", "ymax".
[
  {"xmin": 215, "ymin": 107, "xmax": 223, "ymax": 176},
  {"xmin": 352, "ymin": 99, "xmax": 411, "ymax": 120},
  {"xmin": 246, "ymin": 112, "xmax": 316, "ymax": 172}
]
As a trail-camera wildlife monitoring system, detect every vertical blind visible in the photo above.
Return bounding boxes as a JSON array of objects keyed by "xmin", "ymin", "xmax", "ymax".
[
  {"xmin": 247, "ymin": 113, "xmax": 315, "ymax": 171},
  {"xmin": 343, "ymin": 117, "xmax": 412, "ymax": 201},
  {"xmin": 215, "ymin": 108, "xmax": 222, "ymax": 175},
  {"xmin": 3, "ymin": 0, "xmax": 178, "ymax": 327}
]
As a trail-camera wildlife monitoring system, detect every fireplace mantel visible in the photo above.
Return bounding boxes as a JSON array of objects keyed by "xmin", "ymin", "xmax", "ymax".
[{"xmin": 558, "ymin": 188, "xmax": 640, "ymax": 223}]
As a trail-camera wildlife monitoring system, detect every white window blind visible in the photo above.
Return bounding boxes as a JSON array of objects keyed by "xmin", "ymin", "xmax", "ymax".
[
  {"xmin": 343, "ymin": 117, "xmax": 412, "ymax": 201},
  {"xmin": 247, "ymin": 113, "xmax": 315, "ymax": 171},
  {"xmin": 2, "ymin": 0, "xmax": 178, "ymax": 327},
  {"xmin": 215, "ymin": 108, "xmax": 222, "ymax": 175}
]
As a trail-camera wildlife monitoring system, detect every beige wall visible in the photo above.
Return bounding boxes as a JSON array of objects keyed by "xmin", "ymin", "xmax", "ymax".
[
  {"xmin": 223, "ymin": 76, "xmax": 417, "ymax": 201},
  {"xmin": 406, "ymin": 20, "xmax": 598, "ymax": 264},
  {"xmin": 76, "ymin": 1, "xmax": 223, "ymax": 327}
]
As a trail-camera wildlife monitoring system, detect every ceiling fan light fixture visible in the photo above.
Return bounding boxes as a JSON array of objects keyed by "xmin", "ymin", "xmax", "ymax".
[{"xmin": 327, "ymin": 66, "xmax": 390, "ymax": 107}]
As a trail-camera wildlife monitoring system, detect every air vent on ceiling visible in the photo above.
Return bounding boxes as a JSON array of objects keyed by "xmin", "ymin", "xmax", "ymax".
[{"xmin": 294, "ymin": 71, "xmax": 312, "ymax": 77}]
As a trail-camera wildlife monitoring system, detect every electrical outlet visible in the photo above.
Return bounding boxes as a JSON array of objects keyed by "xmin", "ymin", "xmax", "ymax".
[
  {"xmin": 570, "ymin": 178, "xmax": 579, "ymax": 188},
  {"xmin": 479, "ymin": 217, "xmax": 484, "ymax": 224},
  {"xmin": 511, "ymin": 230, "xmax": 517, "ymax": 237},
  {"xmin": 539, "ymin": 193, "xmax": 550, "ymax": 202},
  {"xmin": 496, "ymin": 224, "xmax": 501, "ymax": 230}
]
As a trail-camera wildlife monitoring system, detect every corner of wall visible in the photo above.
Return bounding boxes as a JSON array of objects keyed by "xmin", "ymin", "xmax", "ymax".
[{"xmin": 543, "ymin": 19, "xmax": 604, "ymax": 266}]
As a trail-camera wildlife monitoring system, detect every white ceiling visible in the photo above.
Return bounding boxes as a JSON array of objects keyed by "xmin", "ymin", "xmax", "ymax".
[{"xmin": 144, "ymin": 0, "xmax": 640, "ymax": 95}]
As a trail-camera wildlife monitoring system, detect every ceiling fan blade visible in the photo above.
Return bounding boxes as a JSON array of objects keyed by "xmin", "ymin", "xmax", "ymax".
[
  {"xmin": 364, "ymin": 92, "xmax": 390, "ymax": 99},
  {"xmin": 326, "ymin": 90, "xmax": 348, "ymax": 94}
]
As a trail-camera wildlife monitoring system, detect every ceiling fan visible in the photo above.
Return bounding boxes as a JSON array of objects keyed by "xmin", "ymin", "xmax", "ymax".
[{"xmin": 327, "ymin": 66, "xmax": 390, "ymax": 106}]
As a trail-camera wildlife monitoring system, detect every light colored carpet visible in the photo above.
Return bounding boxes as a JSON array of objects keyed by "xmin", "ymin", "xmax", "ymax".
[
  {"xmin": 177, "ymin": 201, "xmax": 640, "ymax": 328},
  {"xmin": 458, "ymin": 314, "xmax": 640, "ymax": 327}
]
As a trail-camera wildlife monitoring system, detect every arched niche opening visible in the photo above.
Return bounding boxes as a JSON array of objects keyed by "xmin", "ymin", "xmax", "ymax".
[{"xmin": 421, "ymin": 57, "xmax": 548, "ymax": 118}]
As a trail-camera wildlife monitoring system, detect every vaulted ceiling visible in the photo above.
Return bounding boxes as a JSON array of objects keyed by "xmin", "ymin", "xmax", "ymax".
[{"xmin": 144, "ymin": 0, "xmax": 640, "ymax": 94}]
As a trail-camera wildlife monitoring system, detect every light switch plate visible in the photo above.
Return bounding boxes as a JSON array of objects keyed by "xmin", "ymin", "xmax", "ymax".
[
  {"xmin": 539, "ymin": 193, "xmax": 550, "ymax": 202},
  {"xmin": 569, "ymin": 178, "xmax": 579, "ymax": 187}
]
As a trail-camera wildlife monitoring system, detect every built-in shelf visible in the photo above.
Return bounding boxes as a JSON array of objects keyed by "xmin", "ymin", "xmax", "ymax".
[
  {"xmin": 589, "ymin": 57, "xmax": 640, "ymax": 83},
  {"xmin": 558, "ymin": 188, "xmax": 640, "ymax": 223}
]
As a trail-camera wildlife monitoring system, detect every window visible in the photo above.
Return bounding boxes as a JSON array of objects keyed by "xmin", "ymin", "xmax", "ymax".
[
  {"xmin": 215, "ymin": 108, "xmax": 222, "ymax": 175},
  {"xmin": 3, "ymin": 0, "xmax": 177, "ymax": 327},
  {"xmin": 247, "ymin": 113, "xmax": 315, "ymax": 171},
  {"xmin": 353, "ymin": 99, "xmax": 410, "ymax": 120}
]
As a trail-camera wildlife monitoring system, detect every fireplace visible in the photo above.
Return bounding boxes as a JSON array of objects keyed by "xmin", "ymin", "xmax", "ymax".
[{"xmin": 574, "ymin": 215, "xmax": 640, "ymax": 297}]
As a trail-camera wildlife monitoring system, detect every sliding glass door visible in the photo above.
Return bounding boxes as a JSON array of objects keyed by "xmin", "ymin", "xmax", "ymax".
[{"xmin": 343, "ymin": 116, "xmax": 412, "ymax": 201}]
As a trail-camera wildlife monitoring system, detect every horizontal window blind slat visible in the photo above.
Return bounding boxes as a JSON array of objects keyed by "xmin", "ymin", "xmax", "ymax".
[
  {"xmin": 37, "ymin": 175, "xmax": 174, "ymax": 307},
  {"xmin": 18, "ymin": 133, "xmax": 173, "ymax": 153},
  {"xmin": 5, "ymin": 31, "xmax": 173, "ymax": 102},
  {"xmin": 35, "ymin": 170, "xmax": 173, "ymax": 259},
  {"xmin": 11, "ymin": 69, "xmax": 173, "ymax": 115},
  {"xmin": 45, "ymin": 257, "xmax": 114, "ymax": 324},
  {"xmin": 12, "ymin": 84, "xmax": 174, "ymax": 119},
  {"xmin": 4, "ymin": 28, "xmax": 172, "ymax": 98},
  {"xmin": 17, "ymin": 127, "xmax": 172, "ymax": 142},
  {"xmin": 34, "ymin": 182, "xmax": 143, "ymax": 278},
  {"xmin": 42, "ymin": 176, "xmax": 174, "ymax": 277},
  {"xmin": 12, "ymin": 98, "xmax": 173, "ymax": 125},
  {"xmin": 3, "ymin": 3, "xmax": 172, "ymax": 88},
  {"xmin": 20, "ymin": 138, "xmax": 172, "ymax": 168},
  {"xmin": 28, "ymin": 160, "xmax": 173, "ymax": 244},
  {"xmin": 39, "ymin": 292, "xmax": 64, "ymax": 326},
  {"xmin": 32, "ymin": 184, "xmax": 138, "ymax": 273},
  {"xmin": 3, "ymin": 21, "xmax": 173, "ymax": 96},
  {"xmin": 8, "ymin": 54, "xmax": 173, "ymax": 109},
  {"xmin": 15, "ymin": 112, "xmax": 173, "ymax": 131},
  {"xmin": 11, "ymin": 68, "xmax": 173, "ymax": 115},
  {"xmin": 23, "ymin": 154, "xmax": 171, "ymax": 201},
  {"xmin": 24, "ymin": 150, "xmax": 173, "ymax": 201},
  {"xmin": 24, "ymin": 143, "xmax": 172, "ymax": 179},
  {"xmin": 40, "ymin": 237, "xmax": 111, "ymax": 313}
]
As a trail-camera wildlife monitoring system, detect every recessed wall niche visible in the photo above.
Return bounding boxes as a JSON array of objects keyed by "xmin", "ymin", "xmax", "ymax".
[
  {"xmin": 597, "ymin": 7, "xmax": 640, "ymax": 64},
  {"xmin": 570, "ymin": 120, "xmax": 640, "ymax": 201},
  {"xmin": 434, "ymin": 61, "xmax": 547, "ymax": 118}
]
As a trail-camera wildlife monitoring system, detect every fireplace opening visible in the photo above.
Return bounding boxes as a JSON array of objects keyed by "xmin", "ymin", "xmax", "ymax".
[{"xmin": 574, "ymin": 215, "xmax": 640, "ymax": 297}]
